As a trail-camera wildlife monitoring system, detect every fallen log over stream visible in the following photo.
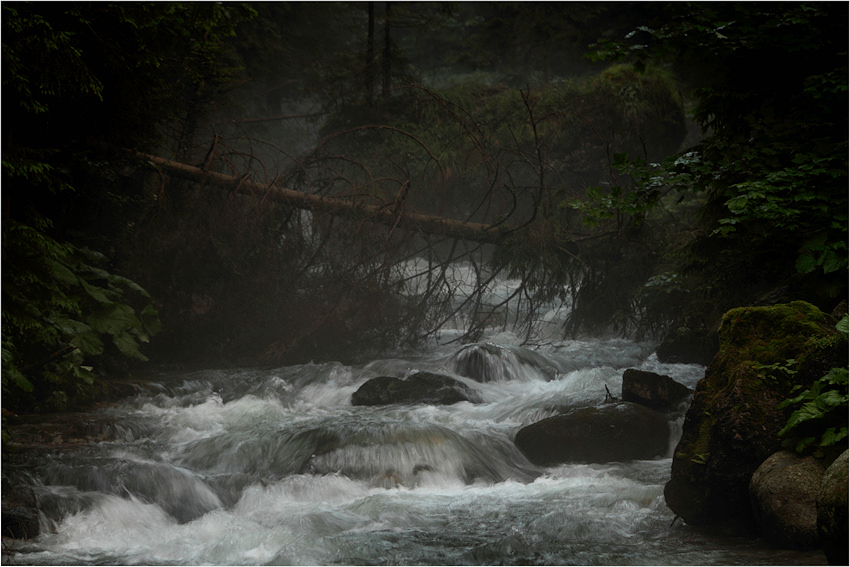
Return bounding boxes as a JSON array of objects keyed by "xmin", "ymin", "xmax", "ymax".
[{"xmin": 135, "ymin": 152, "xmax": 511, "ymax": 244}]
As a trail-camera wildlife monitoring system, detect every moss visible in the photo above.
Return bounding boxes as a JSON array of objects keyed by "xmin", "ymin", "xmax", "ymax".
[{"xmin": 718, "ymin": 301, "xmax": 837, "ymax": 377}]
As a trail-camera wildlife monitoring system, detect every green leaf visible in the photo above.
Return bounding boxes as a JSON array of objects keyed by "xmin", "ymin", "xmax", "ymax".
[
  {"xmin": 51, "ymin": 316, "xmax": 91, "ymax": 337},
  {"xmin": 836, "ymin": 315, "xmax": 848, "ymax": 335},
  {"xmin": 87, "ymin": 303, "xmax": 137, "ymax": 335},
  {"xmin": 71, "ymin": 364, "xmax": 96, "ymax": 385},
  {"xmin": 795, "ymin": 254, "xmax": 818, "ymax": 274},
  {"xmin": 69, "ymin": 329, "xmax": 104, "ymax": 356},
  {"xmin": 79, "ymin": 278, "xmax": 112, "ymax": 303},
  {"xmin": 112, "ymin": 332, "xmax": 148, "ymax": 361},
  {"xmin": 139, "ymin": 304, "xmax": 162, "ymax": 336},
  {"xmin": 820, "ymin": 427, "xmax": 848, "ymax": 447},
  {"xmin": 45, "ymin": 259, "xmax": 78, "ymax": 286}
]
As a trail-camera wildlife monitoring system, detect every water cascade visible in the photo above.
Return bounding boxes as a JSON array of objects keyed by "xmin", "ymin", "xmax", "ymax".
[{"xmin": 1, "ymin": 271, "xmax": 827, "ymax": 565}]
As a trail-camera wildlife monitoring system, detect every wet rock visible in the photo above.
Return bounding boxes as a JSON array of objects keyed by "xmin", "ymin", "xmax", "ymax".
[
  {"xmin": 513, "ymin": 402, "xmax": 670, "ymax": 466},
  {"xmin": 621, "ymin": 369, "xmax": 692, "ymax": 412},
  {"xmin": 664, "ymin": 301, "xmax": 848, "ymax": 526},
  {"xmin": 1, "ymin": 474, "xmax": 39, "ymax": 539},
  {"xmin": 351, "ymin": 371, "xmax": 480, "ymax": 406},
  {"xmin": 749, "ymin": 450, "xmax": 824, "ymax": 549},
  {"xmin": 450, "ymin": 342, "xmax": 559, "ymax": 382},
  {"xmin": 817, "ymin": 449, "xmax": 849, "ymax": 565}
]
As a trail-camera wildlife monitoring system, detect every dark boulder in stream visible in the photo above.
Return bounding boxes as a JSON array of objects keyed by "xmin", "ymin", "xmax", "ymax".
[
  {"xmin": 513, "ymin": 402, "xmax": 670, "ymax": 465},
  {"xmin": 665, "ymin": 301, "xmax": 848, "ymax": 526},
  {"xmin": 621, "ymin": 368, "xmax": 692, "ymax": 412},
  {"xmin": 351, "ymin": 371, "xmax": 480, "ymax": 406}
]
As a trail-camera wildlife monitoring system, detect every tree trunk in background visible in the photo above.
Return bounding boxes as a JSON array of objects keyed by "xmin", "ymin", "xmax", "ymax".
[
  {"xmin": 365, "ymin": 2, "xmax": 376, "ymax": 107},
  {"xmin": 381, "ymin": 2, "xmax": 392, "ymax": 98}
]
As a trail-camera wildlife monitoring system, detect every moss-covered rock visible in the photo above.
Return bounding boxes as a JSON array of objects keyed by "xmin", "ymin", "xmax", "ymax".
[{"xmin": 664, "ymin": 301, "xmax": 847, "ymax": 526}]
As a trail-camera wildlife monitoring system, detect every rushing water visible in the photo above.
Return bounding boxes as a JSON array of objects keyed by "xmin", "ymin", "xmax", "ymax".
[{"xmin": 1, "ymin": 331, "xmax": 828, "ymax": 565}]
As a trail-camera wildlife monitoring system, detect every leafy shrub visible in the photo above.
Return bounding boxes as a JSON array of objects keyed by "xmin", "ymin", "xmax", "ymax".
[
  {"xmin": 778, "ymin": 315, "xmax": 849, "ymax": 456},
  {"xmin": 2, "ymin": 217, "xmax": 160, "ymax": 412}
]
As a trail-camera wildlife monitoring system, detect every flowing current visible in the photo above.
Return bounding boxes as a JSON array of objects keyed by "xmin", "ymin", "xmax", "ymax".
[{"xmin": 1, "ymin": 262, "xmax": 828, "ymax": 565}]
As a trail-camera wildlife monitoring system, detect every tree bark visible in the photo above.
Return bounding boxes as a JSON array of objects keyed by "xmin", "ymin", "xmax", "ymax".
[
  {"xmin": 381, "ymin": 2, "xmax": 392, "ymax": 98},
  {"xmin": 136, "ymin": 152, "xmax": 511, "ymax": 244}
]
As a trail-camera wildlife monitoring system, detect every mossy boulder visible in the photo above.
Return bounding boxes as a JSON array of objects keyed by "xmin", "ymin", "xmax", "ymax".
[{"xmin": 664, "ymin": 301, "xmax": 847, "ymax": 526}]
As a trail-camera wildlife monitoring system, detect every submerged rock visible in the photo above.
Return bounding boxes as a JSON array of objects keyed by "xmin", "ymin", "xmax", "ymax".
[
  {"xmin": 450, "ymin": 342, "xmax": 559, "ymax": 382},
  {"xmin": 621, "ymin": 368, "xmax": 692, "ymax": 412},
  {"xmin": 351, "ymin": 371, "xmax": 480, "ymax": 406},
  {"xmin": 303, "ymin": 421, "xmax": 540, "ymax": 485},
  {"xmin": 513, "ymin": 402, "xmax": 670, "ymax": 465},
  {"xmin": 749, "ymin": 450, "xmax": 824, "ymax": 549},
  {"xmin": 664, "ymin": 301, "xmax": 848, "ymax": 526},
  {"xmin": 817, "ymin": 449, "xmax": 849, "ymax": 565}
]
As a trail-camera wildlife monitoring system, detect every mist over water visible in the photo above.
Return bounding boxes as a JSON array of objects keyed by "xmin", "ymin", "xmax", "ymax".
[{"xmin": 1, "ymin": 273, "xmax": 825, "ymax": 566}]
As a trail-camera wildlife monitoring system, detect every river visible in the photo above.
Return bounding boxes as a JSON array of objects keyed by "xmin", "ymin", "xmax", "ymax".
[{"xmin": 1, "ymin": 328, "xmax": 828, "ymax": 565}]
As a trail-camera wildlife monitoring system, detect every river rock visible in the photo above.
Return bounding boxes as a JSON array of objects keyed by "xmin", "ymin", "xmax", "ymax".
[
  {"xmin": 513, "ymin": 402, "xmax": 670, "ymax": 466},
  {"xmin": 664, "ymin": 301, "xmax": 848, "ymax": 526},
  {"xmin": 351, "ymin": 371, "xmax": 479, "ymax": 406},
  {"xmin": 817, "ymin": 449, "xmax": 849, "ymax": 565},
  {"xmin": 749, "ymin": 450, "xmax": 824, "ymax": 549},
  {"xmin": 621, "ymin": 368, "xmax": 692, "ymax": 412}
]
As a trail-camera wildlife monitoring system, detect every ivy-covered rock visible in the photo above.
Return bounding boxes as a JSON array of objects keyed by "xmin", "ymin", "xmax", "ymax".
[
  {"xmin": 513, "ymin": 402, "xmax": 670, "ymax": 465},
  {"xmin": 749, "ymin": 450, "xmax": 824, "ymax": 549},
  {"xmin": 664, "ymin": 301, "xmax": 848, "ymax": 526},
  {"xmin": 351, "ymin": 371, "xmax": 480, "ymax": 406}
]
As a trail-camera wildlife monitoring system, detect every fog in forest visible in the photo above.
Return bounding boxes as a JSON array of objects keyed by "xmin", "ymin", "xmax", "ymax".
[{"xmin": 3, "ymin": 3, "xmax": 847, "ymax": 566}]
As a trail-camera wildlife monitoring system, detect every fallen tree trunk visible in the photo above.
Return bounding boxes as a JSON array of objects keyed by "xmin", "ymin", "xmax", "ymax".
[{"xmin": 136, "ymin": 152, "xmax": 511, "ymax": 244}]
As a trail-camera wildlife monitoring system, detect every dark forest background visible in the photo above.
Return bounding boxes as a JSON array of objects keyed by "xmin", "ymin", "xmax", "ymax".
[{"xmin": 2, "ymin": 2, "xmax": 847, "ymax": 414}]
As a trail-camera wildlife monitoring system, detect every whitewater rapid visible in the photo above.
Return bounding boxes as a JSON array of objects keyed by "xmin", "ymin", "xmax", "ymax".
[{"xmin": 1, "ymin": 335, "xmax": 826, "ymax": 565}]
